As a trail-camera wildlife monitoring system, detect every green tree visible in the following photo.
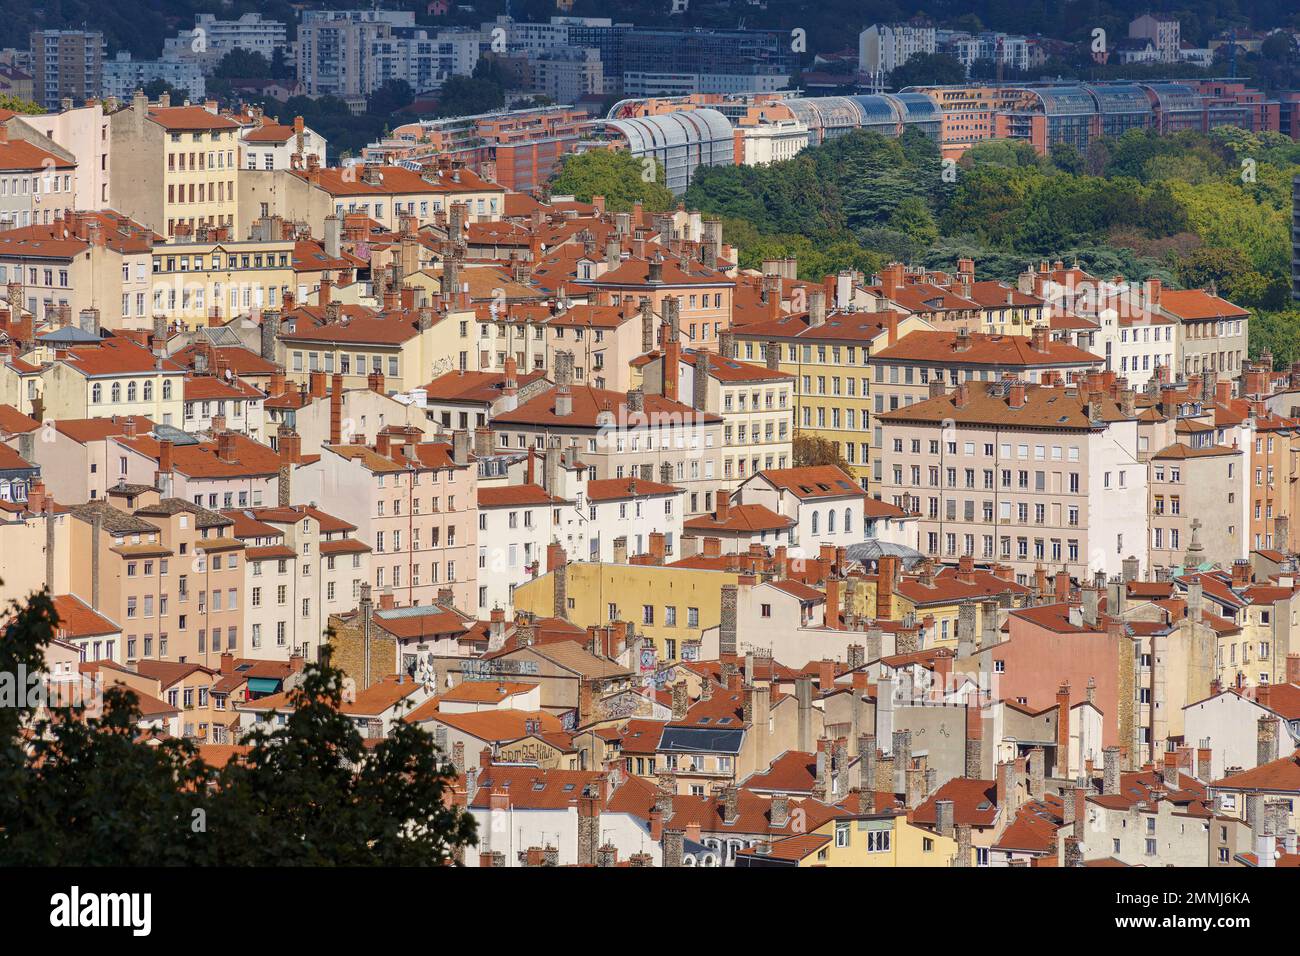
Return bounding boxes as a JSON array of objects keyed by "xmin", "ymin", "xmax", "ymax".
[
  {"xmin": 793, "ymin": 432, "xmax": 851, "ymax": 472},
  {"xmin": 550, "ymin": 150, "xmax": 675, "ymax": 213},
  {"xmin": 214, "ymin": 49, "xmax": 271, "ymax": 79},
  {"xmin": 0, "ymin": 588, "xmax": 475, "ymax": 866},
  {"xmin": 0, "ymin": 94, "xmax": 42, "ymax": 115},
  {"xmin": 887, "ymin": 53, "xmax": 967, "ymax": 88}
]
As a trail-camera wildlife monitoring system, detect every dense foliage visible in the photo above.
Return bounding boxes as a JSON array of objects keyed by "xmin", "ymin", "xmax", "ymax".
[
  {"xmin": 0, "ymin": 588, "xmax": 475, "ymax": 865},
  {"xmin": 550, "ymin": 150, "xmax": 676, "ymax": 213},
  {"xmin": 686, "ymin": 124, "xmax": 1300, "ymax": 359}
]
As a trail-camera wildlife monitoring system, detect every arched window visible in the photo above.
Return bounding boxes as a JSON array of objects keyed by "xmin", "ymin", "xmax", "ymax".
[
  {"xmin": 844, "ymin": 508, "xmax": 852, "ymax": 534},
  {"xmin": 126, "ymin": 381, "xmax": 137, "ymax": 402},
  {"xmin": 828, "ymin": 510, "xmax": 837, "ymax": 534},
  {"xmin": 91, "ymin": 383, "xmax": 102, "ymax": 404},
  {"xmin": 110, "ymin": 382, "xmax": 121, "ymax": 403},
  {"xmin": 162, "ymin": 380, "xmax": 172, "ymax": 400},
  {"xmin": 811, "ymin": 511, "xmax": 819, "ymax": 535},
  {"xmin": 143, "ymin": 381, "xmax": 153, "ymax": 401}
]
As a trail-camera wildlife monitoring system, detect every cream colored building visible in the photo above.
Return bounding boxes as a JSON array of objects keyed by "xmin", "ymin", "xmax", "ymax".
[
  {"xmin": 239, "ymin": 159, "xmax": 505, "ymax": 236},
  {"xmin": 150, "ymin": 235, "xmax": 297, "ymax": 323},
  {"xmin": 109, "ymin": 92, "xmax": 242, "ymax": 239},
  {"xmin": 38, "ymin": 338, "xmax": 185, "ymax": 426}
]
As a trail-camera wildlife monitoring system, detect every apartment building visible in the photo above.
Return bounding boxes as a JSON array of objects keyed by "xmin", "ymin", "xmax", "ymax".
[
  {"xmin": 278, "ymin": 300, "xmax": 477, "ymax": 395},
  {"xmin": 295, "ymin": 10, "xmax": 416, "ymax": 99},
  {"xmin": 1146, "ymin": 444, "xmax": 1248, "ymax": 574},
  {"xmin": 37, "ymin": 337, "xmax": 185, "ymax": 425},
  {"xmin": 102, "ymin": 52, "xmax": 206, "ymax": 102},
  {"xmin": 150, "ymin": 234, "xmax": 297, "ymax": 323},
  {"xmin": 858, "ymin": 24, "xmax": 936, "ymax": 75},
  {"xmin": 638, "ymin": 346, "xmax": 795, "ymax": 489},
  {"xmin": 877, "ymin": 380, "xmax": 1147, "ymax": 581},
  {"xmin": 240, "ymin": 116, "xmax": 327, "ymax": 172},
  {"xmin": 242, "ymin": 159, "xmax": 505, "ymax": 236},
  {"xmin": 109, "ymin": 92, "xmax": 241, "ymax": 238},
  {"xmin": 27, "ymin": 415, "xmax": 153, "ymax": 503},
  {"xmin": 731, "ymin": 293, "xmax": 930, "ymax": 490},
  {"xmin": 165, "ymin": 14, "xmax": 289, "ymax": 70},
  {"xmin": 111, "ymin": 430, "xmax": 284, "ymax": 512},
  {"xmin": 491, "ymin": 379, "xmax": 724, "ymax": 517},
  {"xmin": 225, "ymin": 505, "xmax": 370, "ymax": 662},
  {"xmin": 1160, "ymin": 288, "xmax": 1250, "ymax": 379},
  {"xmin": 67, "ymin": 494, "xmax": 246, "ymax": 668},
  {"xmin": 294, "ymin": 429, "xmax": 479, "ymax": 611},
  {"xmin": 0, "ymin": 215, "xmax": 155, "ymax": 330},
  {"xmin": 29, "ymin": 30, "xmax": 105, "ymax": 112},
  {"xmin": 2, "ymin": 101, "xmax": 112, "ymax": 210},
  {"xmin": 573, "ymin": 252, "xmax": 734, "ymax": 352},
  {"xmin": 0, "ymin": 129, "xmax": 77, "ymax": 229}
]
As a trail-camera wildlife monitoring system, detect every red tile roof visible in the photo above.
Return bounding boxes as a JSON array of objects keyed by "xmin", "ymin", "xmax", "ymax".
[
  {"xmin": 493, "ymin": 384, "xmax": 721, "ymax": 428},
  {"xmin": 754, "ymin": 465, "xmax": 865, "ymax": 499}
]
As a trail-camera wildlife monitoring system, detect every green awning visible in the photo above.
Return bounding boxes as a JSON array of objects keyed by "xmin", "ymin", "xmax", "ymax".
[{"xmin": 247, "ymin": 677, "xmax": 282, "ymax": 695}]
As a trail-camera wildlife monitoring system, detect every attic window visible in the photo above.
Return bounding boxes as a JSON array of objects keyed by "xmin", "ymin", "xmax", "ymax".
[
  {"xmin": 717, "ymin": 717, "xmax": 733, "ymax": 725},
  {"xmin": 562, "ymin": 783, "xmax": 576, "ymax": 791},
  {"xmin": 532, "ymin": 781, "xmax": 546, "ymax": 791},
  {"xmin": 698, "ymin": 717, "xmax": 712, "ymax": 725}
]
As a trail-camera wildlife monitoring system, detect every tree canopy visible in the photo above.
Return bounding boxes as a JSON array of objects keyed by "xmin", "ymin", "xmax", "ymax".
[
  {"xmin": 0, "ymin": 588, "xmax": 476, "ymax": 866},
  {"xmin": 550, "ymin": 150, "xmax": 676, "ymax": 213}
]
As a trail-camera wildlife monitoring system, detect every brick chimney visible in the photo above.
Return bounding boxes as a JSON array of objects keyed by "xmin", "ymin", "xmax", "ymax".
[
  {"xmin": 278, "ymin": 428, "xmax": 302, "ymax": 465},
  {"xmin": 824, "ymin": 578, "xmax": 842, "ymax": 629},
  {"xmin": 329, "ymin": 373, "xmax": 343, "ymax": 445}
]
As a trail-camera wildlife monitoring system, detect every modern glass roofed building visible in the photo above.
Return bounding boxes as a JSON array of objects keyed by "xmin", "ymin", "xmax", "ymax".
[
  {"xmin": 602, "ymin": 108, "xmax": 735, "ymax": 195},
  {"xmin": 776, "ymin": 93, "xmax": 942, "ymax": 146},
  {"xmin": 1088, "ymin": 83, "xmax": 1152, "ymax": 137}
]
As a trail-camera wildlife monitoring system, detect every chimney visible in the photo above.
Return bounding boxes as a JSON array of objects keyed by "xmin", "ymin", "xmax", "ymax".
[
  {"xmin": 824, "ymin": 578, "xmax": 843, "ymax": 630},
  {"xmin": 934, "ymin": 799, "xmax": 955, "ymax": 839},
  {"xmin": 1259, "ymin": 715, "xmax": 1280, "ymax": 767},
  {"xmin": 328, "ymin": 373, "xmax": 344, "ymax": 445},
  {"xmin": 158, "ymin": 439, "xmax": 174, "ymax": 476},
  {"xmin": 1056, "ymin": 682, "xmax": 1071, "ymax": 776},
  {"xmin": 1103, "ymin": 745, "xmax": 1121, "ymax": 795},
  {"xmin": 808, "ymin": 289, "xmax": 826, "ymax": 327}
]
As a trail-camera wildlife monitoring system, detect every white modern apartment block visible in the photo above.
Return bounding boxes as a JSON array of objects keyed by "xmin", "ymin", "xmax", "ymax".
[
  {"xmin": 103, "ymin": 53, "xmax": 206, "ymax": 101},
  {"xmin": 858, "ymin": 24, "xmax": 936, "ymax": 76},
  {"xmin": 370, "ymin": 29, "xmax": 481, "ymax": 95},
  {"xmin": 166, "ymin": 14, "xmax": 289, "ymax": 70},
  {"xmin": 295, "ymin": 10, "xmax": 416, "ymax": 98},
  {"xmin": 939, "ymin": 31, "xmax": 1031, "ymax": 73}
]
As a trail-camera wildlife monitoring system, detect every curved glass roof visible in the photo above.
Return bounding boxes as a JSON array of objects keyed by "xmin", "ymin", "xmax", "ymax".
[
  {"xmin": 606, "ymin": 108, "xmax": 733, "ymax": 151},
  {"xmin": 888, "ymin": 92, "xmax": 943, "ymax": 122},
  {"xmin": 1141, "ymin": 82, "xmax": 1202, "ymax": 112},
  {"xmin": 848, "ymin": 94, "xmax": 900, "ymax": 125},
  {"xmin": 779, "ymin": 96, "xmax": 862, "ymax": 132},
  {"xmin": 1034, "ymin": 86, "xmax": 1098, "ymax": 116},
  {"xmin": 1085, "ymin": 83, "xmax": 1150, "ymax": 114}
]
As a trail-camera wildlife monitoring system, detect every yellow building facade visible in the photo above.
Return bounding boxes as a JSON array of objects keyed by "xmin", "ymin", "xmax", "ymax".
[{"xmin": 511, "ymin": 562, "xmax": 740, "ymax": 664}]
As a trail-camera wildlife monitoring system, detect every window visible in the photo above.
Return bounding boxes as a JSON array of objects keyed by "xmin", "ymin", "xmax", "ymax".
[{"xmin": 835, "ymin": 822, "xmax": 850, "ymax": 848}]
